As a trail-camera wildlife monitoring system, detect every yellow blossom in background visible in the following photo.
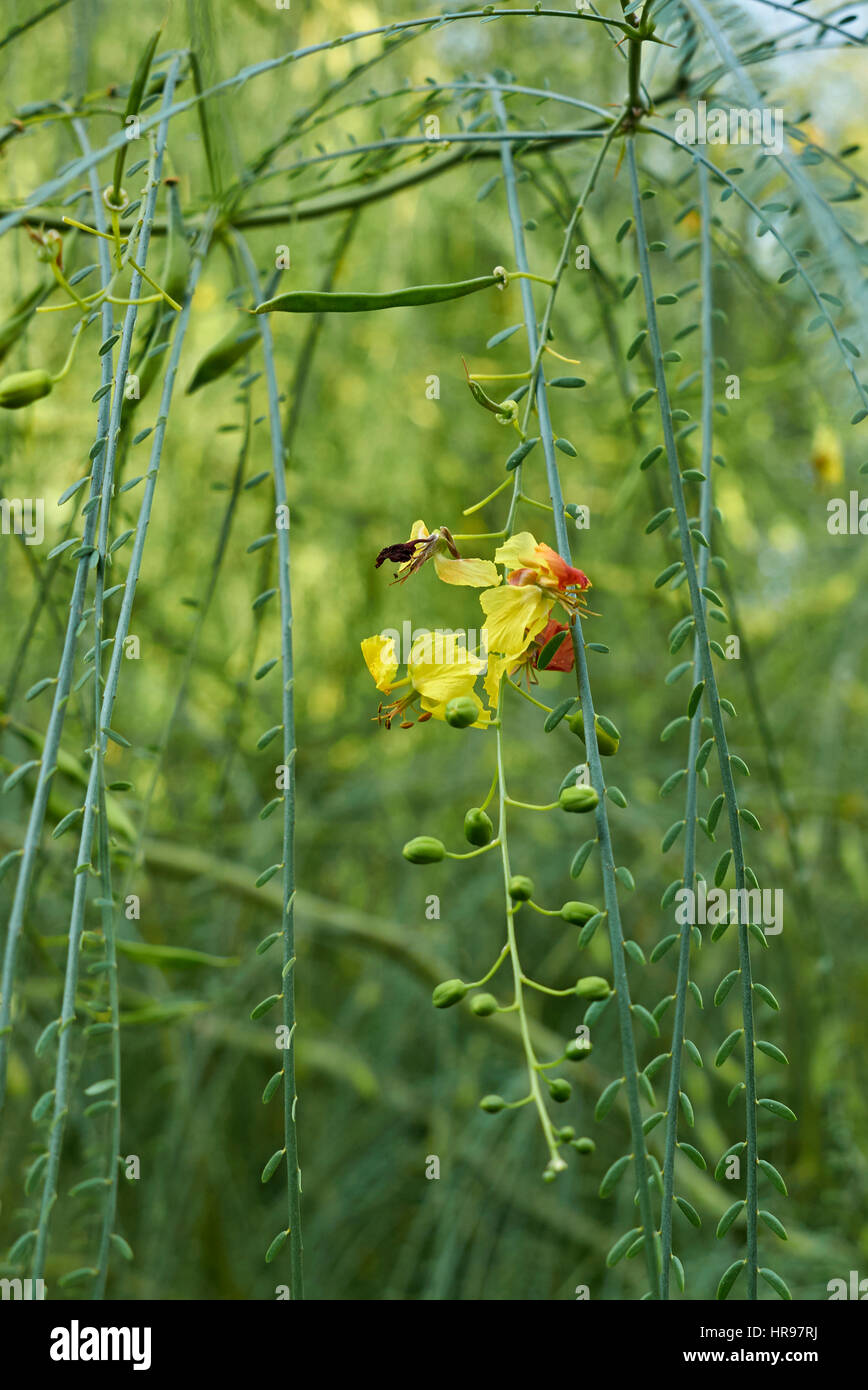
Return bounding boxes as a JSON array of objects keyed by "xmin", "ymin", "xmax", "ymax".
[{"xmin": 811, "ymin": 424, "xmax": 844, "ymax": 485}]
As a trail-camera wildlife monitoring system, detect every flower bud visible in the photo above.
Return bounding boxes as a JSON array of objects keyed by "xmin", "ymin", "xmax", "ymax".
[
  {"xmin": 560, "ymin": 900, "xmax": 600, "ymax": 925},
  {"xmin": 571, "ymin": 1136, "xmax": 595, "ymax": 1154},
  {"xmin": 463, "ymin": 806, "xmax": 494, "ymax": 846},
  {"xmin": 548, "ymin": 1078, "xmax": 572, "ymax": 1103},
  {"xmin": 565, "ymin": 1037, "xmax": 593, "ymax": 1062},
  {"xmin": 444, "ymin": 695, "xmax": 478, "ymax": 728},
  {"xmin": 402, "ymin": 836, "xmax": 445, "ymax": 864},
  {"xmin": 574, "ymin": 975, "xmax": 610, "ymax": 1000},
  {"xmin": 479, "ymin": 1093, "xmax": 506, "ymax": 1113},
  {"xmin": 470, "ymin": 992, "xmax": 498, "ymax": 1017},
  {"xmin": 568, "ymin": 709, "xmax": 620, "ymax": 756},
  {"xmin": 0, "ymin": 368, "xmax": 53, "ymax": 409},
  {"xmin": 559, "ymin": 785, "xmax": 599, "ymax": 813},
  {"xmin": 508, "ymin": 874, "xmax": 534, "ymax": 901},
  {"xmin": 557, "ymin": 1125, "xmax": 576, "ymax": 1141},
  {"xmin": 544, "ymin": 1155, "xmax": 568, "ymax": 1180},
  {"xmin": 432, "ymin": 978, "xmax": 467, "ymax": 1009}
]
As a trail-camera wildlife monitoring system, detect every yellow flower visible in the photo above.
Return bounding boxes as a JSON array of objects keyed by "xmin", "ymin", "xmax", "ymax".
[
  {"xmin": 480, "ymin": 531, "xmax": 592, "ymax": 660},
  {"xmin": 480, "ymin": 584, "xmax": 552, "ymax": 659},
  {"xmin": 375, "ymin": 519, "xmax": 500, "ymax": 588},
  {"xmin": 811, "ymin": 425, "xmax": 843, "ymax": 486},
  {"xmin": 361, "ymin": 634, "xmax": 399, "ymax": 692},
  {"xmin": 360, "ymin": 630, "xmax": 489, "ymax": 729}
]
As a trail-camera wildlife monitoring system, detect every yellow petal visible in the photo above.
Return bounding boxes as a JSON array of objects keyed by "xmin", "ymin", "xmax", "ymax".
[
  {"xmin": 409, "ymin": 519, "xmax": 431, "ymax": 541},
  {"xmin": 493, "ymin": 531, "xmax": 539, "ymax": 571},
  {"xmin": 433, "ymin": 553, "xmax": 501, "ymax": 588},
  {"xmin": 480, "ymin": 584, "xmax": 552, "ymax": 657},
  {"xmin": 482, "ymin": 651, "xmax": 521, "ymax": 709},
  {"xmin": 361, "ymin": 634, "xmax": 400, "ymax": 692},
  {"xmin": 409, "ymin": 631, "xmax": 483, "ymax": 703}
]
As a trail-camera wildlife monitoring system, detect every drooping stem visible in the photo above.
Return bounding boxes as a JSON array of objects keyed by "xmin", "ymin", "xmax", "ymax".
[
  {"xmin": 0, "ymin": 132, "xmax": 115, "ymax": 1115},
  {"xmin": 628, "ymin": 137, "xmax": 758, "ymax": 1299},
  {"xmin": 495, "ymin": 689, "xmax": 562, "ymax": 1171},
  {"xmin": 32, "ymin": 63, "xmax": 183, "ymax": 1283},
  {"xmin": 492, "ymin": 86, "xmax": 658, "ymax": 1295},
  {"xmin": 659, "ymin": 158, "xmax": 714, "ymax": 1299},
  {"xmin": 234, "ymin": 232, "xmax": 304, "ymax": 1300}
]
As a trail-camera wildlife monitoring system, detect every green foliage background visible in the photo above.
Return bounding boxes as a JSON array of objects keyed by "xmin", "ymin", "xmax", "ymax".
[{"xmin": 0, "ymin": 0, "xmax": 866, "ymax": 1299}]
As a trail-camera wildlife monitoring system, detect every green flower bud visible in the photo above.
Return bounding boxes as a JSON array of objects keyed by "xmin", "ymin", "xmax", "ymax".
[
  {"xmin": 479, "ymin": 1093, "xmax": 506, "ymax": 1113},
  {"xmin": 557, "ymin": 1125, "xmax": 576, "ymax": 1141},
  {"xmin": 548, "ymin": 1078, "xmax": 572, "ymax": 1103},
  {"xmin": 508, "ymin": 874, "xmax": 535, "ymax": 901},
  {"xmin": 463, "ymin": 806, "xmax": 494, "ymax": 846},
  {"xmin": 571, "ymin": 1136, "xmax": 595, "ymax": 1154},
  {"xmin": 544, "ymin": 1155, "xmax": 568, "ymax": 1180},
  {"xmin": 444, "ymin": 695, "xmax": 478, "ymax": 728},
  {"xmin": 559, "ymin": 785, "xmax": 599, "ymax": 813},
  {"xmin": 432, "ymin": 978, "xmax": 467, "ymax": 1009},
  {"xmin": 560, "ymin": 900, "xmax": 600, "ymax": 925},
  {"xmin": 574, "ymin": 975, "xmax": 610, "ymax": 1000},
  {"xmin": 565, "ymin": 1037, "xmax": 593, "ymax": 1062},
  {"xmin": 0, "ymin": 368, "xmax": 53, "ymax": 409},
  {"xmin": 470, "ymin": 992, "xmax": 498, "ymax": 1017},
  {"xmin": 568, "ymin": 709, "xmax": 620, "ymax": 756},
  {"xmin": 402, "ymin": 835, "xmax": 446, "ymax": 864}
]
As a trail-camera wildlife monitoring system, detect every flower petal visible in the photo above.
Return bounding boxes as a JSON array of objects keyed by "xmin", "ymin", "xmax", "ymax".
[
  {"xmin": 361, "ymin": 634, "xmax": 400, "ymax": 692},
  {"xmin": 433, "ymin": 553, "xmax": 501, "ymax": 588},
  {"xmin": 409, "ymin": 632, "xmax": 484, "ymax": 703},
  {"xmin": 537, "ymin": 542, "xmax": 591, "ymax": 591},
  {"xmin": 480, "ymin": 584, "xmax": 553, "ymax": 657},
  {"xmin": 493, "ymin": 531, "xmax": 539, "ymax": 571}
]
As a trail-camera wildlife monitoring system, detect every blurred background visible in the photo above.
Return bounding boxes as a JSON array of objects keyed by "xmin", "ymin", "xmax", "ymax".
[{"xmin": 0, "ymin": 0, "xmax": 866, "ymax": 1299}]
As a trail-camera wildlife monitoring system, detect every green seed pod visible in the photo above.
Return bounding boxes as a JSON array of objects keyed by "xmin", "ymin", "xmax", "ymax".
[
  {"xmin": 432, "ymin": 978, "xmax": 467, "ymax": 1009},
  {"xmin": 444, "ymin": 695, "xmax": 479, "ymax": 728},
  {"xmin": 508, "ymin": 874, "xmax": 535, "ymax": 901},
  {"xmin": 560, "ymin": 900, "xmax": 600, "ymax": 925},
  {"xmin": 255, "ymin": 273, "xmax": 503, "ymax": 315},
  {"xmin": 470, "ymin": 993, "xmax": 498, "ymax": 1017},
  {"xmin": 571, "ymin": 1136, "xmax": 595, "ymax": 1154},
  {"xmin": 574, "ymin": 976, "xmax": 610, "ymax": 1000},
  {"xmin": 463, "ymin": 806, "xmax": 494, "ymax": 846},
  {"xmin": 186, "ymin": 322, "xmax": 260, "ymax": 394},
  {"xmin": 479, "ymin": 1093, "xmax": 507, "ymax": 1113},
  {"xmin": 565, "ymin": 1037, "xmax": 593, "ymax": 1062},
  {"xmin": 548, "ymin": 1078, "xmax": 572, "ymax": 1103},
  {"xmin": 559, "ymin": 785, "xmax": 599, "ymax": 814},
  {"xmin": 568, "ymin": 709, "xmax": 620, "ymax": 756},
  {"xmin": 0, "ymin": 367, "xmax": 53, "ymax": 409},
  {"xmin": 402, "ymin": 836, "xmax": 446, "ymax": 864},
  {"xmin": 0, "ymin": 284, "xmax": 50, "ymax": 364}
]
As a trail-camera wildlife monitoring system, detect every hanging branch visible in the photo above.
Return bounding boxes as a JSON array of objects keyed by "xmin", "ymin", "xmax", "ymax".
[{"xmin": 491, "ymin": 85, "xmax": 659, "ymax": 1296}]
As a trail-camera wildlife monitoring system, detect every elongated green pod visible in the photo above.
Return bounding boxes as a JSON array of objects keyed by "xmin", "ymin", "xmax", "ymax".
[
  {"xmin": 0, "ymin": 283, "xmax": 51, "ymax": 364},
  {"xmin": 0, "ymin": 368, "xmax": 53, "ymax": 408},
  {"xmin": 111, "ymin": 27, "xmax": 164, "ymax": 204},
  {"xmin": 186, "ymin": 322, "xmax": 259, "ymax": 394},
  {"xmin": 254, "ymin": 273, "xmax": 503, "ymax": 315}
]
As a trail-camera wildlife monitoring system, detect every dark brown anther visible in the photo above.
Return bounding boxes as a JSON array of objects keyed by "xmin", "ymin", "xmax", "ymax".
[{"xmin": 374, "ymin": 541, "xmax": 422, "ymax": 569}]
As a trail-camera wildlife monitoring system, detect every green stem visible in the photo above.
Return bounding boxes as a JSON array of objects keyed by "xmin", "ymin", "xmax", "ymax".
[
  {"xmin": 234, "ymin": 233, "xmax": 304, "ymax": 1299},
  {"xmin": 659, "ymin": 160, "xmax": 714, "ymax": 1300},
  {"xmin": 495, "ymin": 688, "xmax": 562, "ymax": 1172},
  {"xmin": 493, "ymin": 86, "xmax": 658, "ymax": 1295},
  {"xmin": 31, "ymin": 64, "xmax": 182, "ymax": 1284},
  {"xmin": 628, "ymin": 137, "xmax": 758, "ymax": 1299}
]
